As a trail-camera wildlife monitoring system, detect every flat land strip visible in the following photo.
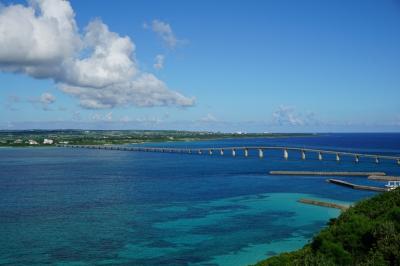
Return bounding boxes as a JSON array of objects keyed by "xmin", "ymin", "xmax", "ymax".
[{"xmin": 0, "ymin": 130, "xmax": 313, "ymax": 147}]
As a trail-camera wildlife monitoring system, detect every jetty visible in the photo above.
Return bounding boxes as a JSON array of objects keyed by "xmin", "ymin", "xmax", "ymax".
[
  {"xmin": 327, "ymin": 179, "xmax": 388, "ymax": 192},
  {"xmin": 298, "ymin": 198, "xmax": 349, "ymax": 211},
  {"xmin": 368, "ymin": 175, "xmax": 400, "ymax": 181},
  {"xmin": 269, "ymin": 171, "xmax": 386, "ymax": 177}
]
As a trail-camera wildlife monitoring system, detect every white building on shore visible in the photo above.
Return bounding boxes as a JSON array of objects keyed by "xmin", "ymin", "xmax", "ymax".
[
  {"xmin": 43, "ymin": 139, "xmax": 54, "ymax": 144},
  {"xmin": 28, "ymin": 140, "xmax": 38, "ymax": 145}
]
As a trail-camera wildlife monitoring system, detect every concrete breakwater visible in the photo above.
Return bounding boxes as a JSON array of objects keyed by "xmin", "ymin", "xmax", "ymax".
[
  {"xmin": 327, "ymin": 179, "xmax": 388, "ymax": 192},
  {"xmin": 298, "ymin": 198, "xmax": 349, "ymax": 211},
  {"xmin": 368, "ymin": 175, "xmax": 400, "ymax": 181},
  {"xmin": 269, "ymin": 171, "xmax": 386, "ymax": 176}
]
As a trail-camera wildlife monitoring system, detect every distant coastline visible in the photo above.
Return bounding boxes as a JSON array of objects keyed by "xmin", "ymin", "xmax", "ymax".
[{"xmin": 0, "ymin": 130, "xmax": 315, "ymax": 148}]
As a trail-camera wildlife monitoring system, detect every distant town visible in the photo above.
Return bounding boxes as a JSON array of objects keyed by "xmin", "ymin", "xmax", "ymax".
[{"xmin": 0, "ymin": 130, "xmax": 312, "ymax": 147}]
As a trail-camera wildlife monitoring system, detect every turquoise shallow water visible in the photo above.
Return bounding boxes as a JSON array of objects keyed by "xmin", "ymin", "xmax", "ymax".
[{"xmin": 0, "ymin": 133, "xmax": 400, "ymax": 265}]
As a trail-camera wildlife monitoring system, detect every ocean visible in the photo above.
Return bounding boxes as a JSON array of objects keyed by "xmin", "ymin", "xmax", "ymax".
[{"xmin": 1, "ymin": 133, "xmax": 399, "ymax": 265}]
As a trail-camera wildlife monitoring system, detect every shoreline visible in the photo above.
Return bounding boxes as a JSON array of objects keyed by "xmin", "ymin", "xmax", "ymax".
[
  {"xmin": 0, "ymin": 133, "xmax": 317, "ymax": 148},
  {"xmin": 254, "ymin": 188, "xmax": 400, "ymax": 265}
]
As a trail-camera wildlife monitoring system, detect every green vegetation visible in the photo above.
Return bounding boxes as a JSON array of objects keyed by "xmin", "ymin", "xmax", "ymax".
[
  {"xmin": 0, "ymin": 130, "xmax": 313, "ymax": 147},
  {"xmin": 254, "ymin": 188, "xmax": 400, "ymax": 266}
]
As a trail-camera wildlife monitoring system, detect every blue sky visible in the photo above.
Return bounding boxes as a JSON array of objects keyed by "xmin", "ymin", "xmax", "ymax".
[{"xmin": 0, "ymin": 0, "xmax": 400, "ymax": 132}]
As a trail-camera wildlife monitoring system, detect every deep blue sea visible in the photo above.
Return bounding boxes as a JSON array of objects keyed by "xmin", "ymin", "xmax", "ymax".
[{"xmin": 1, "ymin": 133, "xmax": 400, "ymax": 266}]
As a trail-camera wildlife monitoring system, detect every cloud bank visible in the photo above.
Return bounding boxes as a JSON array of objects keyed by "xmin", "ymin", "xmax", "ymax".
[{"xmin": 0, "ymin": 0, "xmax": 194, "ymax": 109}]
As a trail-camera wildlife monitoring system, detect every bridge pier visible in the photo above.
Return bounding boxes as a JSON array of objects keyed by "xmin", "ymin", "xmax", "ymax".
[
  {"xmin": 244, "ymin": 148, "xmax": 249, "ymax": 157},
  {"xmin": 258, "ymin": 149, "xmax": 264, "ymax": 158},
  {"xmin": 318, "ymin": 152, "xmax": 323, "ymax": 161},
  {"xmin": 283, "ymin": 149, "xmax": 288, "ymax": 160},
  {"xmin": 301, "ymin": 150, "xmax": 306, "ymax": 160}
]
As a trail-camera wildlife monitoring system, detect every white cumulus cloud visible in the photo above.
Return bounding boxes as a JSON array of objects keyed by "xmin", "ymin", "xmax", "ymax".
[
  {"xmin": 199, "ymin": 113, "xmax": 218, "ymax": 122},
  {"xmin": 40, "ymin": 92, "xmax": 56, "ymax": 105},
  {"xmin": 0, "ymin": 0, "xmax": 79, "ymax": 78},
  {"xmin": 144, "ymin": 19, "xmax": 182, "ymax": 49},
  {"xmin": 272, "ymin": 106, "xmax": 304, "ymax": 126},
  {"xmin": 90, "ymin": 112, "xmax": 113, "ymax": 122},
  {"xmin": 0, "ymin": 0, "xmax": 194, "ymax": 109},
  {"xmin": 28, "ymin": 92, "xmax": 56, "ymax": 110},
  {"xmin": 153, "ymin": 54, "xmax": 165, "ymax": 70},
  {"xmin": 59, "ymin": 73, "xmax": 194, "ymax": 109},
  {"xmin": 272, "ymin": 106, "xmax": 320, "ymax": 126}
]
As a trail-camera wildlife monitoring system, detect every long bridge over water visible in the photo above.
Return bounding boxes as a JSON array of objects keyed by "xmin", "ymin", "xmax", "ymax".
[{"xmin": 57, "ymin": 144, "xmax": 400, "ymax": 165}]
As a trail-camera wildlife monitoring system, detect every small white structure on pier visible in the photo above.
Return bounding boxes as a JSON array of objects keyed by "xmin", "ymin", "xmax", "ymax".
[
  {"xmin": 301, "ymin": 150, "xmax": 306, "ymax": 160},
  {"xmin": 385, "ymin": 181, "xmax": 400, "ymax": 191},
  {"xmin": 258, "ymin": 149, "xmax": 264, "ymax": 158}
]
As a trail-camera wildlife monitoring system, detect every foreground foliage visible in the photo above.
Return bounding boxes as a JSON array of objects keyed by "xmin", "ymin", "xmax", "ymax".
[{"xmin": 255, "ymin": 188, "xmax": 400, "ymax": 266}]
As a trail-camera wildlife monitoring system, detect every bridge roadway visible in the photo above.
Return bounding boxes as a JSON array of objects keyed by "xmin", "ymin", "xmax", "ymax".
[{"xmin": 57, "ymin": 144, "xmax": 400, "ymax": 165}]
